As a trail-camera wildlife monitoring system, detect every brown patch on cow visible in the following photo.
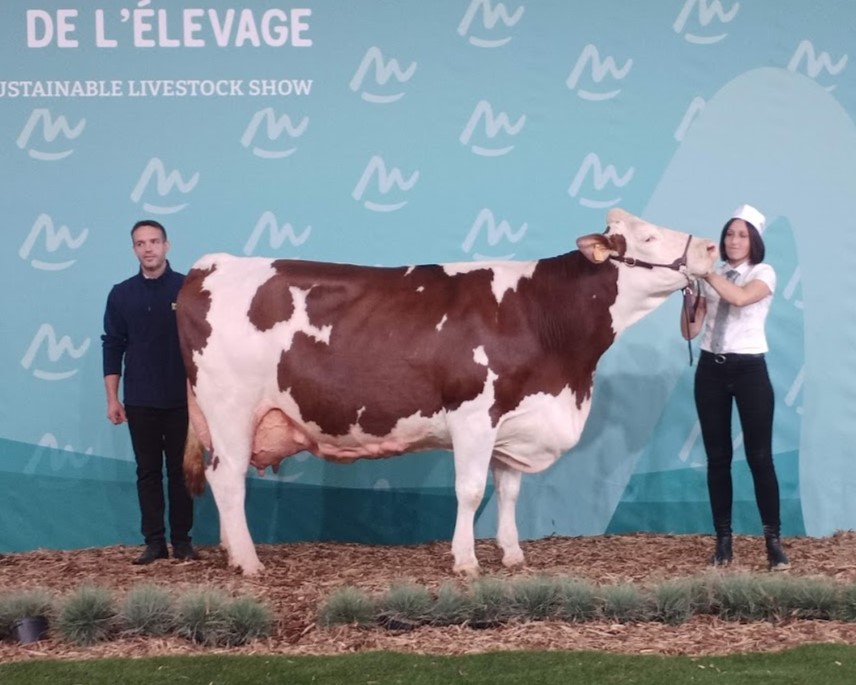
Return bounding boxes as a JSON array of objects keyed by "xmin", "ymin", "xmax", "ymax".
[
  {"xmin": 276, "ymin": 264, "xmax": 492, "ymax": 436},
  {"xmin": 271, "ymin": 254, "xmax": 618, "ymax": 436},
  {"xmin": 176, "ymin": 266, "xmax": 215, "ymax": 388},
  {"xmin": 247, "ymin": 259, "xmax": 296, "ymax": 331},
  {"xmin": 607, "ymin": 233, "xmax": 627, "ymax": 257},
  {"xmin": 487, "ymin": 253, "xmax": 617, "ymax": 418}
]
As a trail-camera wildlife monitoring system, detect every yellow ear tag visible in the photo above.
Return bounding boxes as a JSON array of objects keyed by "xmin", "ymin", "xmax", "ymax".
[{"xmin": 592, "ymin": 243, "xmax": 609, "ymax": 263}]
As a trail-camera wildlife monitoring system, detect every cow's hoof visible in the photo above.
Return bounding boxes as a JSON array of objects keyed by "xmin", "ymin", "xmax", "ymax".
[
  {"xmin": 502, "ymin": 549, "xmax": 525, "ymax": 568},
  {"xmin": 453, "ymin": 562, "xmax": 480, "ymax": 578},
  {"xmin": 240, "ymin": 561, "xmax": 266, "ymax": 576}
]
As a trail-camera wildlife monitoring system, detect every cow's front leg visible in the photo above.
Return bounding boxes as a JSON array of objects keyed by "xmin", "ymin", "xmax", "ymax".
[
  {"xmin": 206, "ymin": 456, "xmax": 264, "ymax": 576},
  {"xmin": 491, "ymin": 460, "xmax": 525, "ymax": 568},
  {"xmin": 449, "ymin": 418, "xmax": 495, "ymax": 577}
]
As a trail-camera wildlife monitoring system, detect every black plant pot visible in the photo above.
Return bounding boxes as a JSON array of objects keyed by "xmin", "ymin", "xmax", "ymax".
[
  {"xmin": 466, "ymin": 619, "xmax": 501, "ymax": 630},
  {"xmin": 12, "ymin": 616, "xmax": 49, "ymax": 644},
  {"xmin": 378, "ymin": 615, "xmax": 419, "ymax": 632}
]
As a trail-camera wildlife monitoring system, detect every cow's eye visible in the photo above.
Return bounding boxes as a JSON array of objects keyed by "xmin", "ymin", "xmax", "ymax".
[{"xmin": 643, "ymin": 235, "xmax": 656, "ymax": 243}]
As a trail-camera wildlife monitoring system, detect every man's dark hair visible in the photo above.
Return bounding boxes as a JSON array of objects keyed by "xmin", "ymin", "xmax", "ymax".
[
  {"xmin": 719, "ymin": 218, "xmax": 765, "ymax": 264},
  {"xmin": 131, "ymin": 219, "xmax": 167, "ymax": 241}
]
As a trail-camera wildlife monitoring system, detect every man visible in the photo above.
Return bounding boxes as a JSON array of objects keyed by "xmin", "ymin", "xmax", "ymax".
[{"xmin": 102, "ymin": 219, "xmax": 199, "ymax": 565}]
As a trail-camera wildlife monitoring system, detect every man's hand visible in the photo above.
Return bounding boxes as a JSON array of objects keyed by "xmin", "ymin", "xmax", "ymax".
[{"xmin": 107, "ymin": 398, "xmax": 126, "ymax": 425}]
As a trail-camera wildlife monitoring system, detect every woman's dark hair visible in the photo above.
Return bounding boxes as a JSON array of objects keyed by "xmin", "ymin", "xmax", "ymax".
[
  {"xmin": 131, "ymin": 219, "xmax": 167, "ymax": 241},
  {"xmin": 719, "ymin": 218, "xmax": 765, "ymax": 264}
]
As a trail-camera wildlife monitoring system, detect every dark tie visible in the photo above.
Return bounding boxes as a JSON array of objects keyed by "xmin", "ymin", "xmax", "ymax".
[{"xmin": 710, "ymin": 269, "xmax": 739, "ymax": 353}]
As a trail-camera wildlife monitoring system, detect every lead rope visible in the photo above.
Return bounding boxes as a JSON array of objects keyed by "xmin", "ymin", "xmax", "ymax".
[{"xmin": 681, "ymin": 280, "xmax": 701, "ymax": 365}]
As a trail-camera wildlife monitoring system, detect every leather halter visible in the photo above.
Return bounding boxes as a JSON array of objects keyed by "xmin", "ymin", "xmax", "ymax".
[{"xmin": 608, "ymin": 233, "xmax": 693, "ymax": 274}]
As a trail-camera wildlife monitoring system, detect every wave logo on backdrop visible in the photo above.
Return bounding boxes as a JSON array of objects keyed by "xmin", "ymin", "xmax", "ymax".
[
  {"xmin": 24, "ymin": 434, "xmax": 94, "ymax": 475},
  {"xmin": 20, "ymin": 323, "xmax": 91, "ymax": 381},
  {"xmin": 780, "ymin": 264, "xmax": 805, "ymax": 416},
  {"xmin": 349, "ymin": 47, "xmax": 417, "ymax": 103},
  {"xmin": 459, "ymin": 100, "xmax": 525, "ymax": 157},
  {"xmin": 674, "ymin": 96, "xmax": 707, "ymax": 142},
  {"xmin": 567, "ymin": 153, "xmax": 634, "ymax": 209},
  {"xmin": 352, "ymin": 155, "xmax": 419, "ymax": 212},
  {"xmin": 457, "ymin": 0, "xmax": 524, "ymax": 48},
  {"xmin": 782, "ymin": 267, "xmax": 804, "ymax": 311},
  {"xmin": 130, "ymin": 158, "xmax": 199, "ymax": 214},
  {"xmin": 566, "ymin": 45, "xmax": 632, "ymax": 101},
  {"xmin": 19, "ymin": 214, "xmax": 88, "ymax": 271},
  {"xmin": 787, "ymin": 40, "xmax": 848, "ymax": 91},
  {"xmin": 241, "ymin": 109, "xmax": 309, "ymax": 158},
  {"xmin": 784, "ymin": 366, "xmax": 805, "ymax": 417},
  {"xmin": 243, "ymin": 211, "xmax": 312, "ymax": 255},
  {"xmin": 16, "ymin": 108, "xmax": 86, "ymax": 161},
  {"xmin": 672, "ymin": 0, "xmax": 739, "ymax": 45},
  {"xmin": 461, "ymin": 208, "xmax": 528, "ymax": 260}
]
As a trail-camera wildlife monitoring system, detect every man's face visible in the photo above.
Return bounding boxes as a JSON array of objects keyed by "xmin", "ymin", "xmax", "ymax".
[{"xmin": 132, "ymin": 225, "xmax": 169, "ymax": 274}]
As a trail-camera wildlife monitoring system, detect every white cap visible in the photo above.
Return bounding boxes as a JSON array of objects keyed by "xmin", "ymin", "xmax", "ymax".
[{"xmin": 731, "ymin": 203, "xmax": 766, "ymax": 233}]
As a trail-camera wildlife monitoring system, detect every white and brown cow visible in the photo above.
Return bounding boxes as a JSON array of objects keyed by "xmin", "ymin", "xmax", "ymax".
[{"xmin": 178, "ymin": 208, "xmax": 717, "ymax": 576}]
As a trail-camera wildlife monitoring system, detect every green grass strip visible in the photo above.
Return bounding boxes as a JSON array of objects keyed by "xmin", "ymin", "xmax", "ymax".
[{"xmin": 2, "ymin": 644, "xmax": 856, "ymax": 685}]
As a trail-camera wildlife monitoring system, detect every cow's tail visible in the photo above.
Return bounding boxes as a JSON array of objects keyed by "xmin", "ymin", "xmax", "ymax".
[
  {"xmin": 183, "ymin": 385, "xmax": 207, "ymax": 496},
  {"xmin": 183, "ymin": 419, "xmax": 206, "ymax": 496}
]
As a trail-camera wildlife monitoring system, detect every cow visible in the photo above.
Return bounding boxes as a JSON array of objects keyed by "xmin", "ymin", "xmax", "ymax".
[{"xmin": 177, "ymin": 208, "xmax": 718, "ymax": 576}]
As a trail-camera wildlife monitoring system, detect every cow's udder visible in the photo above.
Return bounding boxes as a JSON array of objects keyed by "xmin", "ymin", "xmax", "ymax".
[{"xmin": 250, "ymin": 409, "xmax": 314, "ymax": 471}]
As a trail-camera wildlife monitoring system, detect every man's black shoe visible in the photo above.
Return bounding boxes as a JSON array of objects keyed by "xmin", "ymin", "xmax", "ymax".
[
  {"xmin": 133, "ymin": 543, "xmax": 169, "ymax": 565},
  {"xmin": 173, "ymin": 542, "xmax": 200, "ymax": 561}
]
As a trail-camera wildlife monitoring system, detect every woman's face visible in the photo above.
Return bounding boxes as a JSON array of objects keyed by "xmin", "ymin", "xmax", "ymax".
[{"xmin": 724, "ymin": 219, "xmax": 751, "ymax": 264}]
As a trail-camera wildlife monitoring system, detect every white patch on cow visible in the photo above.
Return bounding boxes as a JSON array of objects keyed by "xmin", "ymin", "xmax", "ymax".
[
  {"xmin": 416, "ymin": 285, "xmax": 425, "ymax": 293},
  {"xmin": 443, "ymin": 260, "xmax": 537, "ymax": 304},
  {"xmin": 443, "ymin": 262, "xmax": 491, "ymax": 276},
  {"xmin": 436, "ymin": 314, "xmax": 447, "ymax": 331},
  {"xmin": 192, "ymin": 252, "xmax": 230, "ymax": 271},
  {"xmin": 492, "ymin": 387, "xmax": 592, "ymax": 473},
  {"xmin": 289, "ymin": 287, "xmax": 333, "ymax": 344},
  {"xmin": 312, "ymin": 407, "xmax": 452, "ymax": 459},
  {"xmin": 404, "ymin": 266, "xmax": 415, "ymax": 277},
  {"xmin": 473, "ymin": 345, "xmax": 488, "ymax": 366}
]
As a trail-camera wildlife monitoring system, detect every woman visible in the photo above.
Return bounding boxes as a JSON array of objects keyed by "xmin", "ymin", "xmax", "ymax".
[{"xmin": 681, "ymin": 204, "xmax": 790, "ymax": 571}]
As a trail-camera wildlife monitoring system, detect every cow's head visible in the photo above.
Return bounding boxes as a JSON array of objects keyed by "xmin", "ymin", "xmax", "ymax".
[
  {"xmin": 576, "ymin": 209, "xmax": 718, "ymax": 331},
  {"xmin": 577, "ymin": 208, "xmax": 718, "ymax": 288}
]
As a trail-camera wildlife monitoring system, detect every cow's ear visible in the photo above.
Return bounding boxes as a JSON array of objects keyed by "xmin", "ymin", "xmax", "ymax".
[{"xmin": 577, "ymin": 234, "xmax": 612, "ymax": 264}]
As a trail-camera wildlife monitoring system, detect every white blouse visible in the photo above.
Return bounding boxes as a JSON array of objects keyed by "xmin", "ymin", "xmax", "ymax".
[{"xmin": 699, "ymin": 262, "xmax": 776, "ymax": 354}]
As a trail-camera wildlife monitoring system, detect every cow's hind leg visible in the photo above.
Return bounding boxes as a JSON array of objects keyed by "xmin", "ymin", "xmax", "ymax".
[
  {"xmin": 202, "ymin": 410, "xmax": 264, "ymax": 576},
  {"xmin": 448, "ymin": 418, "xmax": 496, "ymax": 577},
  {"xmin": 205, "ymin": 456, "xmax": 263, "ymax": 575},
  {"xmin": 491, "ymin": 460, "xmax": 525, "ymax": 568}
]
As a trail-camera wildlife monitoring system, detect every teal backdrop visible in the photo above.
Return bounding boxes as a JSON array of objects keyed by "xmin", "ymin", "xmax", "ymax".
[{"xmin": 2, "ymin": 1, "xmax": 854, "ymax": 552}]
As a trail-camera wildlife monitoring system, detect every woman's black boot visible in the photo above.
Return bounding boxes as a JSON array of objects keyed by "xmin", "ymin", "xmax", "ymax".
[
  {"xmin": 709, "ymin": 535, "xmax": 733, "ymax": 567},
  {"xmin": 764, "ymin": 526, "xmax": 791, "ymax": 571}
]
